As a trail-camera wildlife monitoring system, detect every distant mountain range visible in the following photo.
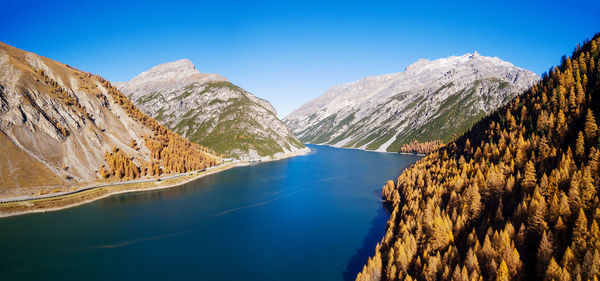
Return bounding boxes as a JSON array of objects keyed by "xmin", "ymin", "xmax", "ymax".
[
  {"xmin": 116, "ymin": 59, "xmax": 305, "ymax": 159},
  {"xmin": 284, "ymin": 52, "xmax": 539, "ymax": 152},
  {"xmin": 0, "ymin": 42, "xmax": 218, "ymax": 192}
]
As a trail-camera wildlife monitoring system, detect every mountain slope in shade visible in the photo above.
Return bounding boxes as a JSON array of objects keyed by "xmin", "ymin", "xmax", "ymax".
[
  {"xmin": 284, "ymin": 52, "xmax": 539, "ymax": 152},
  {"xmin": 115, "ymin": 59, "xmax": 306, "ymax": 159},
  {"xmin": 0, "ymin": 42, "xmax": 218, "ymax": 194}
]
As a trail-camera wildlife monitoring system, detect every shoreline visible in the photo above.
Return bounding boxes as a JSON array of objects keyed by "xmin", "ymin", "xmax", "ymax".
[
  {"xmin": 0, "ymin": 147, "xmax": 311, "ymax": 218},
  {"xmin": 307, "ymin": 143, "xmax": 426, "ymax": 157}
]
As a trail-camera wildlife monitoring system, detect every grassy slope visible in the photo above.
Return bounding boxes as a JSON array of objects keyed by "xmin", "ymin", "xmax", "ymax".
[{"xmin": 142, "ymin": 81, "xmax": 302, "ymax": 158}]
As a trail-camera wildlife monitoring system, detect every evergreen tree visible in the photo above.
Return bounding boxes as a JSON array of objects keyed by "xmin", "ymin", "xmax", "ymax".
[
  {"xmin": 585, "ymin": 109, "xmax": 598, "ymax": 142},
  {"xmin": 522, "ymin": 161, "xmax": 537, "ymax": 191},
  {"xmin": 537, "ymin": 231, "xmax": 554, "ymax": 277},
  {"xmin": 496, "ymin": 260, "xmax": 510, "ymax": 281},
  {"xmin": 572, "ymin": 208, "xmax": 588, "ymax": 257},
  {"xmin": 544, "ymin": 258, "xmax": 562, "ymax": 281},
  {"xmin": 576, "ymin": 131, "xmax": 586, "ymax": 159}
]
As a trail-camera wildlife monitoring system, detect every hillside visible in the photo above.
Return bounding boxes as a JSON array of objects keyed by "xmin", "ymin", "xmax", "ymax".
[
  {"xmin": 0, "ymin": 42, "xmax": 219, "ymax": 196},
  {"xmin": 356, "ymin": 35, "xmax": 600, "ymax": 280},
  {"xmin": 284, "ymin": 53, "xmax": 539, "ymax": 153},
  {"xmin": 115, "ymin": 60, "xmax": 306, "ymax": 159}
]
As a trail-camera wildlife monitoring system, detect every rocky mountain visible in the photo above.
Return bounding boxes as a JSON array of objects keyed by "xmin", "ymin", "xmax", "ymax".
[
  {"xmin": 115, "ymin": 59, "xmax": 306, "ymax": 159},
  {"xmin": 284, "ymin": 52, "xmax": 540, "ymax": 152},
  {"xmin": 0, "ymin": 42, "xmax": 218, "ymax": 193}
]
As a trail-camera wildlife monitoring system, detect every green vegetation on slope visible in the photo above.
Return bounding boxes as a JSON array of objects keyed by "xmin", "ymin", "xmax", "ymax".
[
  {"xmin": 162, "ymin": 81, "xmax": 299, "ymax": 158},
  {"xmin": 386, "ymin": 79, "xmax": 510, "ymax": 152},
  {"xmin": 297, "ymin": 79, "xmax": 518, "ymax": 153}
]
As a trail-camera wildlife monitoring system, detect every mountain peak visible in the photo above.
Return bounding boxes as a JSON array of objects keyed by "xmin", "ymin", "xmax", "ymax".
[
  {"xmin": 151, "ymin": 59, "xmax": 196, "ymax": 72},
  {"xmin": 116, "ymin": 59, "xmax": 227, "ymax": 96},
  {"xmin": 136, "ymin": 58, "xmax": 199, "ymax": 79},
  {"xmin": 405, "ymin": 58, "xmax": 431, "ymax": 71},
  {"xmin": 406, "ymin": 52, "xmax": 486, "ymax": 72}
]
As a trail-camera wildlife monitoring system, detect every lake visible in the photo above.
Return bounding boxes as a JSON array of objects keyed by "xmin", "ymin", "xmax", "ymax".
[{"xmin": 0, "ymin": 145, "xmax": 420, "ymax": 281}]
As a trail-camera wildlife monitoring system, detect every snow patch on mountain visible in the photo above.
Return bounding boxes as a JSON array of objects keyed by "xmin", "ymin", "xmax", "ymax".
[{"xmin": 284, "ymin": 53, "xmax": 539, "ymax": 152}]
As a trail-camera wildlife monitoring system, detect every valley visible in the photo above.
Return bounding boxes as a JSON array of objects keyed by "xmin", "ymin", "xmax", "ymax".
[
  {"xmin": 0, "ymin": 145, "xmax": 420, "ymax": 281},
  {"xmin": 1, "ymin": 4, "xmax": 599, "ymax": 280}
]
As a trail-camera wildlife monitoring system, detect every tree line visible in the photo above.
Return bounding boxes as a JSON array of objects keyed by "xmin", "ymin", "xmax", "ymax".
[{"xmin": 399, "ymin": 140, "xmax": 445, "ymax": 155}]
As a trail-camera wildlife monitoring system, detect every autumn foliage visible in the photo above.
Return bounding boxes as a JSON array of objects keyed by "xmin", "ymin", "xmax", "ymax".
[
  {"xmin": 357, "ymin": 34, "xmax": 600, "ymax": 281},
  {"xmin": 92, "ymin": 75, "xmax": 219, "ymax": 180},
  {"xmin": 399, "ymin": 140, "xmax": 445, "ymax": 155},
  {"xmin": 100, "ymin": 146, "xmax": 139, "ymax": 180}
]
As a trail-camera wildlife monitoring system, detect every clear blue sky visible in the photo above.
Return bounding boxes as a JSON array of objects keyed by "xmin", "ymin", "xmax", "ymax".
[{"xmin": 2, "ymin": 0, "xmax": 599, "ymax": 117}]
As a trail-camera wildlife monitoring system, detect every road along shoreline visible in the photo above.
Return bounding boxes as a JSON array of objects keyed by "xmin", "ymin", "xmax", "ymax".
[{"xmin": 0, "ymin": 147, "xmax": 311, "ymax": 218}]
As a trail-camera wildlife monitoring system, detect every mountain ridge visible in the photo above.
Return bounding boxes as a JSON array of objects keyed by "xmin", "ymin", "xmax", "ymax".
[
  {"xmin": 284, "ymin": 52, "xmax": 539, "ymax": 153},
  {"xmin": 116, "ymin": 60, "xmax": 306, "ymax": 159}
]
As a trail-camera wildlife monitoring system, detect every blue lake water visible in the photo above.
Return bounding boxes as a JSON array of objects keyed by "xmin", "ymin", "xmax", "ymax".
[{"xmin": 0, "ymin": 145, "xmax": 420, "ymax": 281}]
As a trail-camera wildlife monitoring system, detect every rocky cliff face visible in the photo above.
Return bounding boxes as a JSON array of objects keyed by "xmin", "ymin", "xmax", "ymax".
[
  {"xmin": 116, "ymin": 60, "xmax": 305, "ymax": 159},
  {"xmin": 284, "ymin": 52, "xmax": 540, "ymax": 152},
  {"xmin": 0, "ymin": 42, "xmax": 216, "ymax": 193}
]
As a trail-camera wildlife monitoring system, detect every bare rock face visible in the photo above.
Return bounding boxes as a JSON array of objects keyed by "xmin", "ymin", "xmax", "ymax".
[
  {"xmin": 116, "ymin": 60, "xmax": 305, "ymax": 160},
  {"xmin": 284, "ymin": 52, "xmax": 540, "ymax": 152},
  {"xmin": 0, "ymin": 42, "xmax": 216, "ymax": 193},
  {"xmin": 115, "ymin": 59, "xmax": 228, "ymax": 100}
]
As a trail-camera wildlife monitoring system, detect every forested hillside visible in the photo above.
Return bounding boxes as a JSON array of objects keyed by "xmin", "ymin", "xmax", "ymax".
[{"xmin": 357, "ymin": 34, "xmax": 600, "ymax": 281}]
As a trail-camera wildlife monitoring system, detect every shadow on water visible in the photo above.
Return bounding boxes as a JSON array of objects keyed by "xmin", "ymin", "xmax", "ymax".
[{"xmin": 342, "ymin": 202, "xmax": 393, "ymax": 281}]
